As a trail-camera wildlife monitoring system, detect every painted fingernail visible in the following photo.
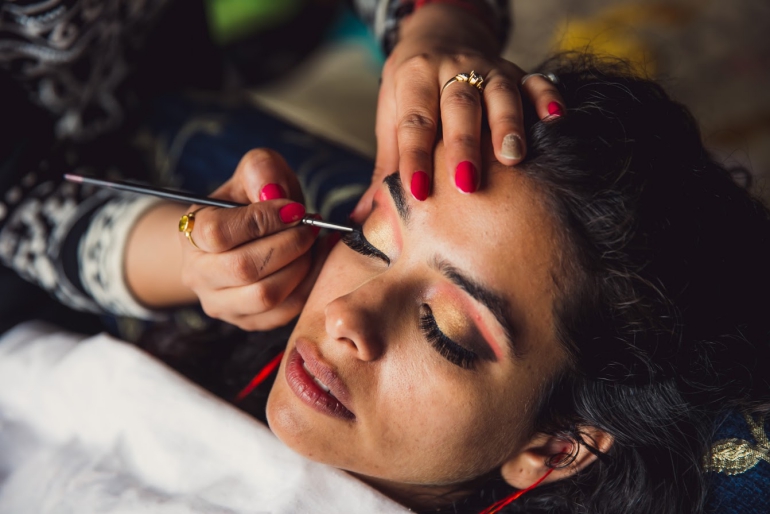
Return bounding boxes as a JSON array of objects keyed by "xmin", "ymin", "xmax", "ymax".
[
  {"xmin": 260, "ymin": 183, "xmax": 285, "ymax": 201},
  {"xmin": 279, "ymin": 202, "xmax": 306, "ymax": 223},
  {"xmin": 455, "ymin": 161, "xmax": 477, "ymax": 194},
  {"xmin": 410, "ymin": 171, "xmax": 430, "ymax": 201},
  {"xmin": 547, "ymin": 102, "xmax": 564, "ymax": 117},
  {"xmin": 501, "ymin": 134, "xmax": 522, "ymax": 160}
]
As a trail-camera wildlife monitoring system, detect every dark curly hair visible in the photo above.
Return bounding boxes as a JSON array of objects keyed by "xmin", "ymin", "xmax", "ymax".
[
  {"xmin": 486, "ymin": 55, "xmax": 770, "ymax": 514},
  {"xmin": 139, "ymin": 56, "xmax": 770, "ymax": 514}
]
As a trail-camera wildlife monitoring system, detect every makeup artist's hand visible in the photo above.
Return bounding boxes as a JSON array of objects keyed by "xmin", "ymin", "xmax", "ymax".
[
  {"xmin": 178, "ymin": 149, "xmax": 326, "ymax": 331},
  {"xmin": 351, "ymin": 3, "xmax": 564, "ymax": 222}
]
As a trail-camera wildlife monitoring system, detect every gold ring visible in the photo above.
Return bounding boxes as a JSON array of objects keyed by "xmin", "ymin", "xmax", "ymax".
[
  {"xmin": 441, "ymin": 70, "xmax": 486, "ymax": 96},
  {"xmin": 178, "ymin": 207, "xmax": 206, "ymax": 250}
]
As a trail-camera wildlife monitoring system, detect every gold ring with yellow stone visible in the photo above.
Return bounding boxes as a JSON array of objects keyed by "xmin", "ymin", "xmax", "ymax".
[{"xmin": 178, "ymin": 207, "xmax": 206, "ymax": 249}]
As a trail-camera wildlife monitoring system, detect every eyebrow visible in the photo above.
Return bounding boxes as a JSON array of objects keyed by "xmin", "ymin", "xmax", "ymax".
[
  {"xmin": 384, "ymin": 172, "xmax": 411, "ymax": 223},
  {"xmin": 431, "ymin": 258, "xmax": 520, "ymax": 359},
  {"xmin": 382, "ymin": 172, "xmax": 519, "ymax": 357}
]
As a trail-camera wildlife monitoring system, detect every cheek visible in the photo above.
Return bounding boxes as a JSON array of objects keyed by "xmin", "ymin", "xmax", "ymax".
[
  {"xmin": 303, "ymin": 244, "xmax": 367, "ymax": 308},
  {"xmin": 362, "ymin": 354, "xmax": 531, "ymax": 483}
]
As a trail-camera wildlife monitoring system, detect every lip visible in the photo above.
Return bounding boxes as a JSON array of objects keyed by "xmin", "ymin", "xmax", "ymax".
[{"xmin": 285, "ymin": 339, "xmax": 355, "ymax": 420}]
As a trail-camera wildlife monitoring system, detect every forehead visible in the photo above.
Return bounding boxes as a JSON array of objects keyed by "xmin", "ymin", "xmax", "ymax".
[{"xmin": 398, "ymin": 143, "xmax": 563, "ymax": 356}]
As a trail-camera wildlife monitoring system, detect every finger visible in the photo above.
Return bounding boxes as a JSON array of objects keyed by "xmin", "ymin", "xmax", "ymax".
[
  {"xmin": 351, "ymin": 182, "xmax": 378, "ymax": 225},
  {"xmin": 351, "ymin": 74, "xmax": 401, "ymax": 223},
  {"xmin": 440, "ymin": 77, "xmax": 483, "ymax": 194},
  {"xmin": 374, "ymin": 77, "xmax": 401, "ymax": 188},
  {"xmin": 520, "ymin": 74, "xmax": 565, "ymax": 121},
  {"xmin": 187, "ymin": 200, "xmax": 307, "ymax": 253},
  {"xmin": 194, "ymin": 222, "xmax": 317, "ymax": 289},
  {"xmin": 229, "ymin": 232, "xmax": 340, "ymax": 331},
  {"xmin": 211, "ymin": 148, "xmax": 304, "ymax": 204},
  {"xmin": 200, "ymin": 253, "xmax": 312, "ymax": 322},
  {"xmin": 394, "ymin": 62, "xmax": 439, "ymax": 202},
  {"xmin": 230, "ymin": 302, "xmax": 302, "ymax": 332},
  {"xmin": 484, "ymin": 70, "xmax": 527, "ymax": 166}
]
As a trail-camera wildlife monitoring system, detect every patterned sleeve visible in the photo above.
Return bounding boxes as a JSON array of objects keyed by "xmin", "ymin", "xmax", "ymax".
[
  {"xmin": 349, "ymin": 0, "xmax": 511, "ymax": 55},
  {"xmin": 0, "ymin": 0, "xmax": 178, "ymax": 321},
  {"xmin": 0, "ymin": 74, "xmax": 165, "ymax": 321}
]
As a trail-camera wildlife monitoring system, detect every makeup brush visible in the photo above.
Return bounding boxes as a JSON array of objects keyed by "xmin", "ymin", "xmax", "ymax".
[{"xmin": 64, "ymin": 174, "xmax": 354, "ymax": 233}]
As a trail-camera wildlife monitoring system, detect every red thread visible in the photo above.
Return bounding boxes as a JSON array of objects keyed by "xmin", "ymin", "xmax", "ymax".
[
  {"xmin": 479, "ymin": 467, "xmax": 554, "ymax": 514},
  {"xmin": 235, "ymin": 351, "xmax": 285, "ymax": 402}
]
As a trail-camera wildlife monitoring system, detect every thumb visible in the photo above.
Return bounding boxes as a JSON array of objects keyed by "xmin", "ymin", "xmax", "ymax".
[
  {"xmin": 212, "ymin": 149, "xmax": 304, "ymax": 205},
  {"xmin": 352, "ymin": 123, "xmax": 399, "ymax": 223}
]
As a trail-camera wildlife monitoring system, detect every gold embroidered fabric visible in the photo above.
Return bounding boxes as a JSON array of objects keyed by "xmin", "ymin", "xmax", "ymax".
[{"xmin": 704, "ymin": 412, "xmax": 770, "ymax": 476}]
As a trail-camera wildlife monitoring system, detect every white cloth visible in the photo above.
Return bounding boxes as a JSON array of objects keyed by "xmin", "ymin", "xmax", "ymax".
[{"xmin": 0, "ymin": 322, "xmax": 409, "ymax": 514}]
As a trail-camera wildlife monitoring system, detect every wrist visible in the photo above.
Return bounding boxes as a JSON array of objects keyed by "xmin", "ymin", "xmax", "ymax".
[
  {"xmin": 415, "ymin": 0, "xmax": 496, "ymax": 29},
  {"xmin": 399, "ymin": 2, "xmax": 499, "ymax": 55},
  {"xmin": 125, "ymin": 202, "xmax": 197, "ymax": 308}
]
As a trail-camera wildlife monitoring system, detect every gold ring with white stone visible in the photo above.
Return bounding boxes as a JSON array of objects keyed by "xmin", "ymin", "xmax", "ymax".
[{"xmin": 441, "ymin": 70, "xmax": 486, "ymax": 96}]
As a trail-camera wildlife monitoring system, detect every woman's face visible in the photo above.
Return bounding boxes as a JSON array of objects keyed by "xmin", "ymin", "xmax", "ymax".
[{"xmin": 267, "ymin": 140, "xmax": 568, "ymax": 499}]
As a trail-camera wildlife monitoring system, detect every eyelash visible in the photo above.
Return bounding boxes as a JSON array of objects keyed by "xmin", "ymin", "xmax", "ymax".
[
  {"xmin": 342, "ymin": 228, "xmax": 477, "ymax": 370},
  {"xmin": 420, "ymin": 305, "xmax": 478, "ymax": 370},
  {"xmin": 342, "ymin": 228, "xmax": 390, "ymax": 265}
]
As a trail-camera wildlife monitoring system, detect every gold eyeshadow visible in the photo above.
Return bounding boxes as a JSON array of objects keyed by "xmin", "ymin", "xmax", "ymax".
[
  {"xmin": 357, "ymin": 195, "xmax": 500, "ymax": 364},
  {"xmin": 427, "ymin": 290, "xmax": 497, "ymax": 362},
  {"xmin": 363, "ymin": 221, "xmax": 393, "ymax": 257},
  {"xmin": 429, "ymin": 302, "xmax": 470, "ymax": 342},
  {"xmin": 366, "ymin": 192, "xmax": 403, "ymax": 255}
]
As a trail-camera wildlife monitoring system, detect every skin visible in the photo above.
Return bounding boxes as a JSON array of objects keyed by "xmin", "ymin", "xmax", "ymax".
[
  {"xmin": 266, "ymin": 137, "xmax": 571, "ymax": 509},
  {"xmin": 125, "ymin": 4, "xmax": 565, "ymax": 330},
  {"xmin": 353, "ymin": 3, "xmax": 565, "ymax": 220},
  {"xmin": 125, "ymin": 149, "xmax": 323, "ymax": 331}
]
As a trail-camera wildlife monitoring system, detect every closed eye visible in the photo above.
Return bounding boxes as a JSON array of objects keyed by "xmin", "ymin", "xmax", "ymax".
[
  {"xmin": 342, "ymin": 226, "xmax": 391, "ymax": 265},
  {"xmin": 420, "ymin": 304, "xmax": 478, "ymax": 370}
]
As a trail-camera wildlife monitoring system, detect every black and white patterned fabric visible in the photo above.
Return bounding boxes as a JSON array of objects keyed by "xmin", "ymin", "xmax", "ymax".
[
  {"xmin": 0, "ymin": 0, "xmax": 171, "ymax": 142},
  {"xmin": 0, "ymin": 172, "xmax": 99, "ymax": 314},
  {"xmin": 0, "ymin": 0, "xmax": 176, "ymax": 320},
  {"xmin": 0, "ymin": 163, "xmax": 163, "ymax": 319},
  {"xmin": 78, "ymin": 193, "xmax": 164, "ymax": 319}
]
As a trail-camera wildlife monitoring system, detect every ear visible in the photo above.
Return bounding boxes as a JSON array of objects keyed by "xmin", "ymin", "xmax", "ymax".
[{"xmin": 500, "ymin": 427, "xmax": 613, "ymax": 489}]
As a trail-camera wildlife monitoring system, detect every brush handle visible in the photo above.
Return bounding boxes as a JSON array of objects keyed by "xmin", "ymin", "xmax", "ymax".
[
  {"xmin": 64, "ymin": 174, "xmax": 355, "ymax": 233},
  {"xmin": 64, "ymin": 174, "xmax": 243, "ymax": 209}
]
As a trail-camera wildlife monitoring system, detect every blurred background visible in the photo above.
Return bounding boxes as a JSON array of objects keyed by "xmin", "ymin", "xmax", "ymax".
[{"xmin": 220, "ymin": 0, "xmax": 770, "ymax": 202}]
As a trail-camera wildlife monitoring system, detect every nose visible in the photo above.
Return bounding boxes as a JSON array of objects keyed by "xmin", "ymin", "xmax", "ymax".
[{"xmin": 324, "ymin": 290, "xmax": 385, "ymax": 362}]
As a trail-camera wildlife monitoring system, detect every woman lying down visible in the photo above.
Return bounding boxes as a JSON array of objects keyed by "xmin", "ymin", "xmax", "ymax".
[{"xmin": 1, "ymin": 57, "xmax": 770, "ymax": 514}]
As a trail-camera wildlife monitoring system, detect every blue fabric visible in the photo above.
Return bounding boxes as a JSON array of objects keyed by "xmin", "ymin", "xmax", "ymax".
[
  {"xmin": 706, "ymin": 411, "xmax": 770, "ymax": 514},
  {"xmin": 141, "ymin": 94, "xmax": 373, "ymax": 224}
]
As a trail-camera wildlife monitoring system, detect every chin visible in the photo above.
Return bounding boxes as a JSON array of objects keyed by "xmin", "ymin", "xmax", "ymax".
[
  {"xmin": 266, "ymin": 374, "xmax": 341, "ymax": 466},
  {"xmin": 266, "ymin": 379, "xmax": 309, "ymax": 445}
]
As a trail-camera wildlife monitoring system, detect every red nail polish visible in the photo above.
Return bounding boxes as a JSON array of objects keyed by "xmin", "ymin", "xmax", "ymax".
[
  {"xmin": 455, "ymin": 161, "xmax": 477, "ymax": 194},
  {"xmin": 260, "ymin": 183, "xmax": 285, "ymax": 201},
  {"xmin": 547, "ymin": 102, "xmax": 564, "ymax": 117},
  {"xmin": 410, "ymin": 171, "xmax": 430, "ymax": 201},
  {"xmin": 279, "ymin": 203, "xmax": 306, "ymax": 223}
]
